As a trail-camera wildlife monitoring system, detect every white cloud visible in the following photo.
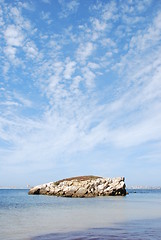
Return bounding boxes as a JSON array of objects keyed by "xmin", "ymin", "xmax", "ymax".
[
  {"xmin": 3, "ymin": 62, "xmax": 9, "ymax": 76},
  {"xmin": 106, "ymin": 52, "xmax": 113, "ymax": 57},
  {"xmin": 76, "ymin": 42, "xmax": 95, "ymax": 63},
  {"xmin": 47, "ymin": 75, "xmax": 61, "ymax": 94},
  {"xmin": 4, "ymin": 25, "xmax": 24, "ymax": 47},
  {"xmin": 0, "ymin": 101, "xmax": 19, "ymax": 107},
  {"xmin": 4, "ymin": 46, "xmax": 17, "ymax": 60},
  {"xmin": 82, "ymin": 67, "xmax": 96, "ymax": 89},
  {"xmin": 18, "ymin": 2, "xmax": 34, "ymax": 11},
  {"xmin": 41, "ymin": 11, "xmax": 52, "ymax": 24},
  {"xmin": 91, "ymin": 18, "xmax": 107, "ymax": 31},
  {"xmin": 129, "ymin": 11, "xmax": 161, "ymax": 52},
  {"xmin": 101, "ymin": 38, "xmax": 116, "ymax": 47},
  {"xmin": 42, "ymin": 61, "xmax": 65, "ymax": 100},
  {"xmin": 64, "ymin": 58, "xmax": 76, "ymax": 80},
  {"xmin": 102, "ymin": 1, "xmax": 118, "ymax": 21},
  {"xmin": 58, "ymin": 0, "xmax": 79, "ymax": 18},
  {"xmin": 23, "ymin": 41, "xmax": 38, "ymax": 59},
  {"xmin": 70, "ymin": 75, "xmax": 82, "ymax": 93},
  {"xmin": 87, "ymin": 62, "xmax": 100, "ymax": 69},
  {"xmin": 13, "ymin": 93, "xmax": 32, "ymax": 108},
  {"xmin": 110, "ymin": 112, "xmax": 161, "ymax": 148},
  {"xmin": 0, "ymin": 5, "xmax": 4, "ymax": 27},
  {"xmin": 41, "ymin": 11, "xmax": 50, "ymax": 20},
  {"xmin": 9, "ymin": 6, "xmax": 32, "ymax": 31},
  {"xmin": 136, "ymin": 0, "xmax": 152, "ymax": 12}
]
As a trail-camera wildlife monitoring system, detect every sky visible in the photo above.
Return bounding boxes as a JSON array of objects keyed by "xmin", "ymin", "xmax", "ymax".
[{"xmin": 0, "ymin": 0, "xmax": 161, "ymax": 188}]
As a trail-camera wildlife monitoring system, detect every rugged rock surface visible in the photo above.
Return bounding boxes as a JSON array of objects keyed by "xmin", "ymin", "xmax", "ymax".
[{"xmin": 28, "ymin": 176, "xmax": 126, "ymax": 197}]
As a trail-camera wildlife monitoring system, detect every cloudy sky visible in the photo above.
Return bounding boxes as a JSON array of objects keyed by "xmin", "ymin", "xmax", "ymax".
[{"xmin": 0, "ymin": 0, "xmax": 161, "ymax": 187}]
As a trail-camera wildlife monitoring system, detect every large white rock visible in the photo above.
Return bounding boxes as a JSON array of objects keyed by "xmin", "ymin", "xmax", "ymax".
[{"xmin": 28, "ymin": 176, "xmax": 126, "ymax": 197}]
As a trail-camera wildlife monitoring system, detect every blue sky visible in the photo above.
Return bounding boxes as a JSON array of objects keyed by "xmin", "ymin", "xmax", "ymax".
[{"xmin": 0, "ymin": 0, "xmax": 161, "ymax": 187}]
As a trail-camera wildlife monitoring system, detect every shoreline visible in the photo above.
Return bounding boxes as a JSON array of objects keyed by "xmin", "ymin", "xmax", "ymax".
[{"xmin": 31, "ymin": 217, "xmax": 161, "ymax": 240}]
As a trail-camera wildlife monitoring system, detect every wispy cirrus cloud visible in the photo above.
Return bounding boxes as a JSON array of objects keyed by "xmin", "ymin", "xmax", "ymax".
[{"xmin": 0, "ymin": 0, "xmax": 161, "ymax": 186}]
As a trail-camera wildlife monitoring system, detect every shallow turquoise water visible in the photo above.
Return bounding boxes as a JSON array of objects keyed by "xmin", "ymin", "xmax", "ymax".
[{"xmin": 0, "ymin": 189, "xmax": 161, "ymax": 239}]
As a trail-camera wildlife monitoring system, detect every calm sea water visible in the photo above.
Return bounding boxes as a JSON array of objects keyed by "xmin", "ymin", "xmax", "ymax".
[{"xmin": 0, "ymin": 189, "xmax": 161, "ymax": 240}]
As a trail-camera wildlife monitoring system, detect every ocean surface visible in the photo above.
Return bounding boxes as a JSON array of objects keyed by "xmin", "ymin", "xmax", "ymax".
[{"xmin": 0, "ymin": 189, "xmax": 161, "ymax": 240}]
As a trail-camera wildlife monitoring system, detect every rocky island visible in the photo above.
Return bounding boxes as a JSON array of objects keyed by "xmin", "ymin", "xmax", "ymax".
[{"xmin": 28, "ymin": 176, "xmax": 126, "ymax": 197}]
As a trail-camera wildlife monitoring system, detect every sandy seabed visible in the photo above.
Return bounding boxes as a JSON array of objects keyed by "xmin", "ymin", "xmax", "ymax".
[{"xmin": 32, "ymin": 218, "xmax": 161, "ymax": 240}]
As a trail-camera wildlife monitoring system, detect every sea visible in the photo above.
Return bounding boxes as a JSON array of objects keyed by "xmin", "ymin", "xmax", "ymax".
[{"xmin": 0, "ymin": 189, "xmax": 161, "ymax": 240}]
